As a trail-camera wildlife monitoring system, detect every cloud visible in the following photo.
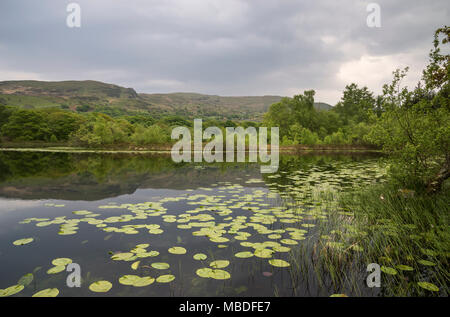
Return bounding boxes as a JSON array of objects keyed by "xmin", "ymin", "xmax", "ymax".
[{"xmin": 0, "ymin": 0, "xmax": 448, "ymax": 105}]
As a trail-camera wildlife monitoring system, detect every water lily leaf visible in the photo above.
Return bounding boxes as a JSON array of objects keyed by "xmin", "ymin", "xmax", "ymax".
[
  {"xmin": 234, "ymin": 251, "xmax": 254, "ymax": 258},
  {"xmin": 210, "ymin": 260, "xmax": 230, "ymax": 269},
  {"xmin": 168, "ymin": 247, "xmax": 187, "ymax": 255},
  {"xmin": 151, "ymin": 262, "xmax": 170, "ymax": 270},
  {"xmin": 18, "ymin": 273, "xmax": 34, "ymax": 287},
  {"xmin": 268, "ymin": 259, "xmax": 290, "ymax": 268},
  {"xmin": 13, "ymin": 238, "xmax": 33, "ymax": 246},
  {"xmin": 280, "ymin": 239, "xmax": 298, "ymax": 245},
  {"xmin": 89, "ymin": 281, "xmax": 112, "ymax": 293},
  {"xmin": 131, "ymin": 261, "xmax": 140, "ymax": 270},
  {"xmin": 111, "ymin": 252, "xmax": 134, "ymax": 261},
  {"xmin": 156, "ymin": 275, "xmax": 175, "ymax": 283},
  {"xmin": 0, "ymin": 285, "xmax": 24, "ymax": 297},
  {"xmin": 133, "ymin": 276, "xmax": 155, "ymax": 287},
  {"xmin": 52, "ymin": 258, "xmax": 72, "ymax": 266},
  {"xmin": 254, "ymin": 249, "xmax": 273, "ymax": 258},
  {"xmin": 417, "ymin": 282, "xmax": 439, "ymax": 292},
  {"xmin": 193, "ymin": 253, "xmax": 207, "ymax": 261},
  {"xmin": 119, "ymin": 275, "xmax": 141, "ymax": 286},
  {"xmin": 47, "ymin": 265, "xmax": 66, "ymax": 274},
  {"xmin": 272, "ymin": 246, "xmax": 291, "ymax": 253},
  {"xmin": 196, "ymin": 268, "xmax": 214, "ymax": 278},
  {"xmin": 209, "ymin": 269, "xmax": 231, "ymax": 280},
  {"xmin": 381, "ymin": 266, "xmax": 397, "ymax": 275},
  {"xmin": 32, "ymin": 288, "xmax": 59, "ymax": 297}
]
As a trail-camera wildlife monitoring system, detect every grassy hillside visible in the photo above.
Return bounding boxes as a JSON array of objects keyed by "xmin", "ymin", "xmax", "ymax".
[{"xmin": 0, "ymin": 80, "xmax": 332, "ymax": 120}]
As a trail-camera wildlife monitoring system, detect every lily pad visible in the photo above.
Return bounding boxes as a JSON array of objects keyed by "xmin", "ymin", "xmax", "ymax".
[
  {"xmin": 254, "ymin": 249, "xmax": 273, "ymax": 258},
  {"xmin": 210, "ymin": 260, "xmax": 230, "ymax": 269},
  {"xmin": 89, "ymin": 281, "xmax": 112, "ymax": 293},
  {"xmin": 111, "ymin": 252, "xmax": 134, "ymax": 261},
  {"xmin": 52, "ymin": 258, "xmax": 72, "ymax": 266},
  {"xmin": 47, "ymin": 265, "xmax": 66, "ymax": 274},
  {"xmin": 0, "ymin": 285, "xmax": 24, "ymax": 297},
  {"xmin": 193, "ymin": 253, "xmax": 207, "ymax": 261},
  {"xmin": 209, "ymin": 270, "xmax": 231, "ymax": 280},
  {"xmin": 268, "ymin": 259, "xmax": 290, "ymax": 268},
  {"xmin": 168, "ymin": 247, "xmax": 187, "ymax": 255},
  {"xmin": 131, "ymin": 261, "xmax": 140, "ymax": 270},
  {"xmin": 234, "ymin": 251, "xmax": 254, "ymax": 258},
  {"xmin": 151, "ymin": 262, "xmax": 170, "ymax": 270},
  {"xmin": 13, "ymin": 238, "xmax": 34, "ymax": 246},
  {"xmin": 156, "ymin": 274, "xmax": 176, "ymax": 283},
  {"xmin": 32, "ymin": 288, "xmax": 59, "ymax": 297}
]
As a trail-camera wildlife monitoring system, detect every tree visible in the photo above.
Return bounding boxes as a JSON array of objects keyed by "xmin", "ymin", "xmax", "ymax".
[
  {"xmin": 1, "ymin": 110, "xmax": 51, "ymax": 141},
  {"xmin": 334, "ymin": 83, "xmax": 376, "ymax": 124},
  {"xmin": 367, "ymin": 26, "xmax": 450, "ymax": 192}
]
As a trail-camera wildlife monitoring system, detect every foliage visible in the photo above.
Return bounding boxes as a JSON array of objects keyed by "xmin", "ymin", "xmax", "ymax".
[{"xmin": 367, "ymin": 26, "xmax": 450, "ymax": 190}]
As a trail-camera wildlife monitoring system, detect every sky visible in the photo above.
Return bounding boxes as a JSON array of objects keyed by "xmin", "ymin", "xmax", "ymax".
[{"xmin": 0, "ymin": 0, "xmax": 448, "ymax": 105}]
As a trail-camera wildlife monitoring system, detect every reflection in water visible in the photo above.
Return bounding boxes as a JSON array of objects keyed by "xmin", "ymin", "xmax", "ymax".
[
  {"xmin": 0, "ymin": 151, "xmax": 384, "ymax": 297},
  {"xmin": 0, "ymin": 151, "xmax": 382, "ymax": 200}
]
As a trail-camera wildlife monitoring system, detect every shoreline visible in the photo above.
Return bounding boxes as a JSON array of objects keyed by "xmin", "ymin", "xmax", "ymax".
[{"xmin": 0, "ymin": 146, "xmax": 382, "ymax": 155}]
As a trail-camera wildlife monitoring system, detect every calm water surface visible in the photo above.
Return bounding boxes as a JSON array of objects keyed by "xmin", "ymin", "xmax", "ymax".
[{"xmin": 0, "ymin": 151, "xmax": 385, "ymax": 296}]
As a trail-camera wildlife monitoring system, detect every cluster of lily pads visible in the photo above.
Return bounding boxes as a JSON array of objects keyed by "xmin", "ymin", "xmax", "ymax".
[{"xmin": 2, "ymin": 159, "xmax": 443, "ymax": 296}]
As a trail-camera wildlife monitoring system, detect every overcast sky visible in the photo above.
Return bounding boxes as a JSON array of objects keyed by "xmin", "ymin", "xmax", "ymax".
[{"xmin": 0, "ymin": 0, "xmax": 448, "ymax": 104}]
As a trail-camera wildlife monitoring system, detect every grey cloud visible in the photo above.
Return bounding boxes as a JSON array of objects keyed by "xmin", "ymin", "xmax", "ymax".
[{"xmin": 0, "ymin": 0, "xmax": 448, "ymax": 104}]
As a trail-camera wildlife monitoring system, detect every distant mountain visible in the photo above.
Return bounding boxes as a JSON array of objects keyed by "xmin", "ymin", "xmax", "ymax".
[{"xmin": 0, "ymin": 80, "xmax": 332, "ymax": 120}]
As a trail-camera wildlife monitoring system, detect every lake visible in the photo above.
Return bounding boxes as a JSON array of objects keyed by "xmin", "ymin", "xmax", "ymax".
[{"xmin": 0, "ymin": 150, "xmax": 385, "ymax": 297}]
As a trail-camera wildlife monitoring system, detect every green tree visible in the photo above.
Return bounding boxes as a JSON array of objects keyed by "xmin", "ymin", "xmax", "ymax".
[
  {"xmin": 368, "ymin": 26, "xmax": 450, "ymax": 192},
  {"xmin": 1, "ymin": 110, "xmax": 51, "ymax": 141}
]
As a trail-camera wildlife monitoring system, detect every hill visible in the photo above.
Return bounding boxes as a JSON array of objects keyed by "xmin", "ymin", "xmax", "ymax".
[{"xmin": 0, "ymin": 80, "xmax": 332, "ymax": 120}]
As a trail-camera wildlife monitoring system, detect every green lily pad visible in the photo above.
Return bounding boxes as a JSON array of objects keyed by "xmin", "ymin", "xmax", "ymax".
[
  {"xmin": 254, "ymin": 249, "xmax": 273, "ymax": 258},
  {"xmin": 268, "ymin": 259, "xmax": 290, "ymax": 267},
  {"xmin": 210, "ymin": 260, "xmax": 230, "ymax": 269},
  {"xmin": 32, "ymin": 288, "xmax": 59, "ymax": 297},
  {"xmin": 13, "ymin": 238, "xmax": 34, "ymax": 246},
  {"xmin": 151, "ymin": 262, "xmax": 170, "ymax": 270},
  {"xmin": 168, "ymin": 247, "xmax": 186, "ymax": 255},
  {"xmin": 209, "ymin": 270, "xmax": 231, "ymax": 280},
  {"xmin": 119, "ymin": 275, "xmax": 140, "ymax": 286},
  {"xmin": 131, "ymin": 261, "xmax": 140, "ymax": 270},
  {"xmin": 0, "ymin": 285, "xmax": 24, "ymax": 297},
  {"xmin": 89, "ymin": 281, "xmax": 112, "ymax": 293},
  {"xmin": 156, "ymin": 274, "xmax": 175, "ymax": 283},
  {"xmin": 193, "ymin": 253, "xmax": 207, "ymax": 261},
  {"xmin": 47, "ymin": 265, "xmax": 66, "ymax": 274},
  {"xmin": 234, "ymin": 251, "xmax": 254, "ymax": 258},
  {"xmin": 196, "ymin": 268, "xmax": 214, "ymax": 278},
  {"xmin": 111, "ymin": 252, "xmax": 134, "ymax": 261},
  {"xmin": 133, "ymin": 276, "xmax": 155, "ymax": 287},
  {"xmin": 52, "ymin": 258, "xmax": 72, "ymax": 266}
]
